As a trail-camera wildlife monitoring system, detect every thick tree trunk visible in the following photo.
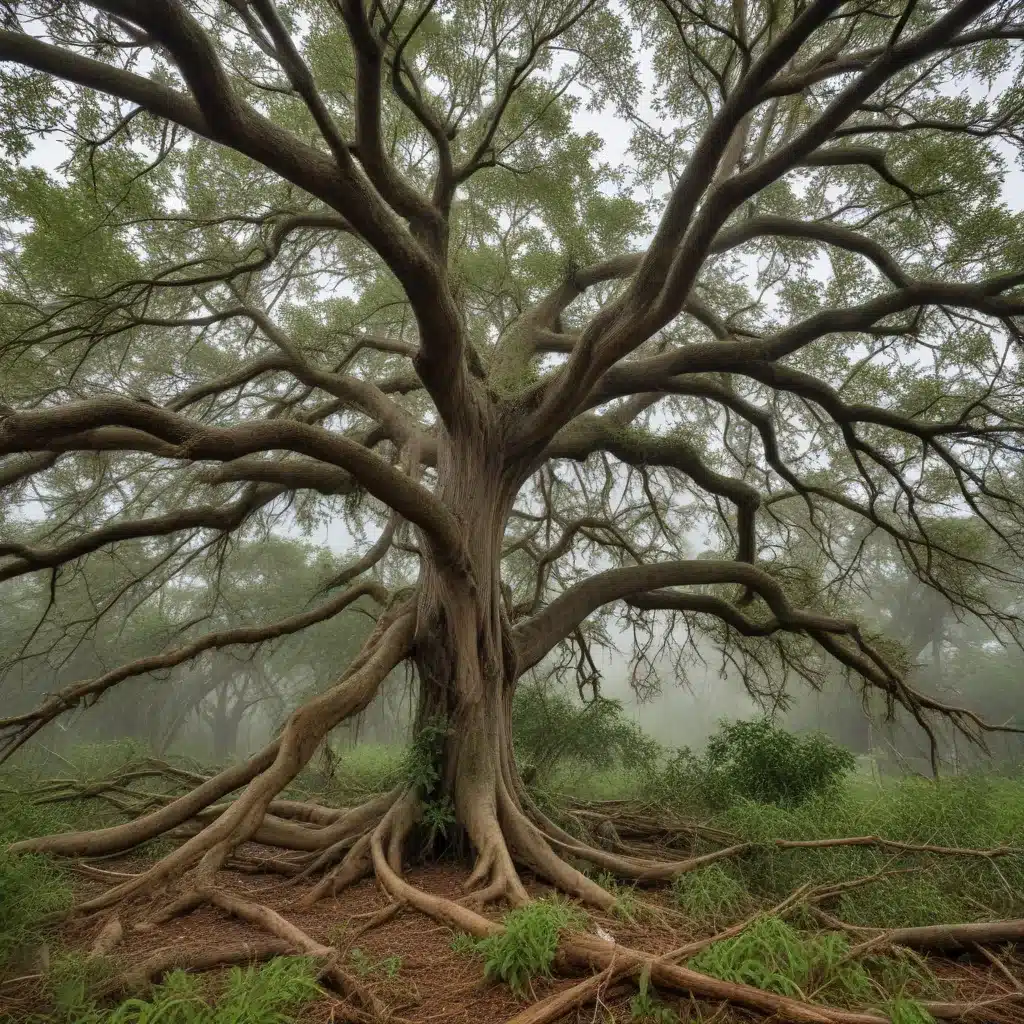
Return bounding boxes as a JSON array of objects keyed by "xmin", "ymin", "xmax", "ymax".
[{"xmin": 409, "ymin": 421, "xmax": 523, "ymax": 874}]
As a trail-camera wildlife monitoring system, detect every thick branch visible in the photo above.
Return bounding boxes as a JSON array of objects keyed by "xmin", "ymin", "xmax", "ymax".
[{"xmin": 0, "ymin": 398, "xmax": 465, "ymax": 568}]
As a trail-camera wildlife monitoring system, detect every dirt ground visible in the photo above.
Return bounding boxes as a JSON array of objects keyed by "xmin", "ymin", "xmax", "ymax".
[{"xmin": 3, "ymin": 852, "xmax": 1024, "ymax": 1024}]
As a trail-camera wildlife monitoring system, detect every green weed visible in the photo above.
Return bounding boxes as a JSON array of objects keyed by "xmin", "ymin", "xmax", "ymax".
[
  {"xmin": 671, "ymin": 863, "xmax": 750, "ymax": 926},
  {"xmin": 42, "ymin": 956, "xmax": 321, "ymax": 1024},
  {"xmin": 886, "ymin": 997, "xmax": 936, "ymax": 1024},
  {"xmin": 348, "ymin": 948, "xmax": 402, "ymax": 979},
  {"xmin": 449, "ymin": 931, "xmax": 479, "ymax": 956},
  {"xmin": 689, "ymin": 915, "xmax": 940, "ymax": 1009},
  {"xmin": 0, "ymin": 796, "xmax": 72, "ymax": 971},
  {"xmin": 469, "ymin": 896, "xmax": 588, "ymax": 998},
  {"xmin": 689, "ymin": 915, "xmax": 872, "ymax": 1003}
]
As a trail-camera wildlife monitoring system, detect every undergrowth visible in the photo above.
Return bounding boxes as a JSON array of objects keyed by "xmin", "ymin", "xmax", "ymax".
[
  {"xmin": 671, "ymin": 863, "xmax": 751, "ymax": 926},
  {"xmin": 0, "ymin": 795, "xmax": 75, "ymax": 971},
  {"xmin": 453, "ymin": 896, "xmax": 587, "ymax": 998},
  {"xmin": 689, "ymin": 914, "xmax": 938, "ymax": 1012},
  {"xmin": 40, "ymin": 956, "xmax": 321, "ymax": 1024}
]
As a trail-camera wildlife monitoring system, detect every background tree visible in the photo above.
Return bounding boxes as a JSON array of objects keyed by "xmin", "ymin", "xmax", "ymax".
[{"xmin": 2, "ymin": 0, "xmax": 1024, "ymax": 927}]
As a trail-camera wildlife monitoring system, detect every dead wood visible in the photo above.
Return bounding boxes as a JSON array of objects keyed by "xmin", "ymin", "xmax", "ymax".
[{"xmin": 837, "ymin": 916, "xmax": 1024, "ymax": 955}]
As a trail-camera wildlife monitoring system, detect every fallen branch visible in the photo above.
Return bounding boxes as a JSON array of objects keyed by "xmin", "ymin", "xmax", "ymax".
[{"xmin": 820, "ymin": 913, "xmax": 1024, "ymax": 955}]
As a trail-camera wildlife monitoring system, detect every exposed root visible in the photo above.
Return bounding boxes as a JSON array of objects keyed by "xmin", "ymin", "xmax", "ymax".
[
  {"xmin": 46, "ymin": 612, "xmax": 413, "ymax": 916},
  {"xmin": 88, "ymin": 915, "xmax": 123, "ymax": 958},
  {"xmin": 197, "ymin": 887, "xmax": 383, "ymax": 1015},
  {"xmin": 96, "ymin": 939, "xmax": 296, "ymax": 996},
  {"xmin": 299, "ymin": 833, "xmax": 374, "ymax": 908},
  {"xmin": 134, "ymin": 890, "xmax": 206, "ymax": 932}
]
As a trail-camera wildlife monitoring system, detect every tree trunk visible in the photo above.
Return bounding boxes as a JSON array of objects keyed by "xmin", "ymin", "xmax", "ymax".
[{"xmin": 409, "ymin": 422, "xmax": 523, "ymax": 868}]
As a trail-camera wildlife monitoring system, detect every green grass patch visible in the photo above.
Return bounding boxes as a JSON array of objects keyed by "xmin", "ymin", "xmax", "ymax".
[
  {"xmin": 0, "ymin": 794, "xmax": 76, "ymax": 972},
  {"xmin": 42, "ymin": 956, "xmax": 321, "ymax": 1024},
  {"xmin": 671, "ymin": 863, "xmax": 751, "ymax": 927},
  {"xmin": 455, "ymin": 896, "xmax": 588, "ymax": 998},
  {"xmin": 689, "ymin": 914, "xmax": 937, "ymax": 1011}
]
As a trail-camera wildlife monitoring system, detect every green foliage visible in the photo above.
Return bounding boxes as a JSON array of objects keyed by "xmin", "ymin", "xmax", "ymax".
[
  {"xmin": 887, "ymin": 998, "xmax": 937, "ymax": 1024},
  {"xmin": 714, "ymin": 775, "xmax": 1024, "ymax": 922},
  {"xmin": 348, "ymin": 948, "xmax": 402, "ymax": 979},
  {"xmin": 402, "ymin": 718, "xmax": 449, "ymax": 799},
  {"xmin": 671, "ymin": 864, "xmax": 750, "ymax": 926},
  {"xmin": 689, "ymin": 914, "xmax": 939, "ymax": 1010},
  {"xmin": 689, "ymin": 915, "xmax": 872, "ymax": 1003},
  {"xmin": 448, "ymin": 931, "xmax": 479, "ymax": 956},
  {"xmin": 629, "ymin": 967, "xmax": 678, "ymax": 1023},
  {"xmin": 0, "ymin": 797, "xmax": 72, "ymax": 971},
  {"xmin": 421, "ymin": 796, "xmax": 456, "ymax": 848},
  {"xmin": 468, "ymin": 897, "xmax": 588, "ymax": 998},
  {"xmin": 512, "ymin": 681, "xmax": 661, "ymax": 789},
  {"xmin": 669, "ymin": 719, "xmax": 857, "ymax": 810},
  {"xmin": 43, "ymin": 957, "xmax": 321, "ymax": 1024}
]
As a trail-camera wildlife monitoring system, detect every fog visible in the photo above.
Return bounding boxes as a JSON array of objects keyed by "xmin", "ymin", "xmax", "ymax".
[{"xmin": 7, "ymin": 572, "xmax": 1022, "ymax": 779}]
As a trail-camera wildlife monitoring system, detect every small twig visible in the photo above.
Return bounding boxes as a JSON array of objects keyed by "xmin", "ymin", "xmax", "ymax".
[{"xmin": 972, "ymin": 941, "xmax": 1024, "ymax": 993}]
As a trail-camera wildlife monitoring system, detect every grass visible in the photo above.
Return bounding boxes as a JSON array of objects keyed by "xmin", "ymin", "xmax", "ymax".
[
  {"xmin": 671, "ymin": 863, "xmax": 751, "ymax": 926},
  {"xmin": 689, "ymin": 914, "xmax": 938, "ymax": 1011},
  {"xmin": 0, "ymin": 793, "xmax": 81, "ymax": 972},
  {"xmin": 454, "ymin": 896, "xmax": 588, "ymax": 998},
  {"xmin": 42, "ymin": 956, "xmax": 321, "ymax": 1024},
  {"xmin": 707, "ymin": 775, "xmax": 1024, "ymax": 923}
]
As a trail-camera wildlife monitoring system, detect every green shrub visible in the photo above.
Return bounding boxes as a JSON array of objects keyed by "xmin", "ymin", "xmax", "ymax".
[
  {"xmin": 512, "ymin": 682, "xmax": 660, "ymax": 789},
  {"xmin": 704, "ymin": 719, "xmax": 856, "ymax": 808},
  {"xmin": 468, "ymin": 897, "xmax": 587, "ymax": 997},
  {"xmin": 643, "ymin": 719, "xmax": 855, "ymax": 811}
]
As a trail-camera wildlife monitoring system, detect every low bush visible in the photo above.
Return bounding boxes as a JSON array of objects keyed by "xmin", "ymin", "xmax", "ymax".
[
  {"xmin": 651, "ymin": 718, "xmax": 856, "ymax": 811},
  {"xmin": 458, "ymin": 896, "xmax": 587, "ymax": 998}
]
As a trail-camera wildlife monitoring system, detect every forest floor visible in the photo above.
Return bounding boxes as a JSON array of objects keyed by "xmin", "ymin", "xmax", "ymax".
[
  {"xmin": 5, "ymin": 846, "xmax": 1024, "ymax": 1024},
  {"xmin": 4, "ymin": 743, "xmax": 1024, "ymax": 1023},
  {"xmin": 3, "ymin": 851, "xmax": 685, "ymax": 1023}
]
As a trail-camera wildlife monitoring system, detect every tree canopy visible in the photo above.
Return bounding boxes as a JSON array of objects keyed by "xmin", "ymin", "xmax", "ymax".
[{"xmin": 3, "ymin": 0, "xmax": 1024, "ymax": 924}]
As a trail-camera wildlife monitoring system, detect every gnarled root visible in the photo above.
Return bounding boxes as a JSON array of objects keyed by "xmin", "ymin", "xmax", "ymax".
[{"xmin": 31, "ymin": 611, "xmax": 414, "ymax": 918}]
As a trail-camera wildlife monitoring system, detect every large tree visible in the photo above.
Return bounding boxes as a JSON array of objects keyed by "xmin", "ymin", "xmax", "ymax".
[{"xmin": 3, "ymin": 0, "xmax": 1024, "ymax": 928}]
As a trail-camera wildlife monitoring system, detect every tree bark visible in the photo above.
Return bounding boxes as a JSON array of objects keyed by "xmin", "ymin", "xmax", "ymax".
[{"xmin": 408, "ymin": 419, "xmax": 525, "ymax": 881}]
